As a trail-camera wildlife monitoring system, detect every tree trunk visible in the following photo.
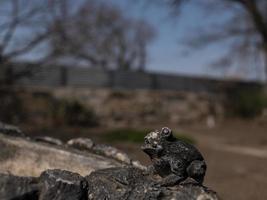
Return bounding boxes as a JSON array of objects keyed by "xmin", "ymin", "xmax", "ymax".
[
  {"xmin": 4, "ymin": 65, "xmax": 14, "ymax": 86},
  {"xmin": 264, "ymin": 46, "xmax": 267, "ymax": 83}
]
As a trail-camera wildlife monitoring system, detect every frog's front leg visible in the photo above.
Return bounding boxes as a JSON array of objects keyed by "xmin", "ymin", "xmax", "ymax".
[
  {"xmin": 159, "ymin": 174, "xmax": 186, "ymax": 187},
  {"xmin": 159, "ymin": 159, "xmax": 187, "ymax": 186},
  {"xmin": 144, "ymin": 164, "xmax": 156, "ymax": 176}
]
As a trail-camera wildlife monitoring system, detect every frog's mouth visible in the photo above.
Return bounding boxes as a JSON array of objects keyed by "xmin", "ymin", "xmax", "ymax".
[
  {"xmin": 141, "ymin": 144, "xmax": 163, "ymax": 157},
  {"xmin": 141, "ymin": 145, "xmax": 155, "ymax": 154}
]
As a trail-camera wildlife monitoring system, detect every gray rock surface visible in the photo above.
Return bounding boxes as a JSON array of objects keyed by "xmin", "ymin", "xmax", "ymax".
[
  {"xmin": 66, "ymin": 138, "xmax": 132, "ymax": 165},
  {"xmin": 34, "ymin": 136, "xmax": 63, "ymax": 146},
  {"xmin": 39, "ymin": 169, "xmax": 88, "ymax": 200},
  {"xmin": 0, "ymin": 122, "xmax": 219, "ymax": 200},
  {"xmin": 67, "ymin": 138, "xmax": 94, "ymax": 150},
  {"xmin": 0, "ymin": 168, "xmax": 218, "ymax": 200},
  {"xmin": 0, "ymin": 121, "xmax": 24, "ymax": 137},
  {"xmin": 0, "ymin": 173, "xmax": 40, "ymax": 200},
  {"xmin": 0, "ymin": 131, "xmax": 125, "ymax": 177},
  {"xmin": 86, "ymin": 167, "xmax": 162, "ymax": 200}
]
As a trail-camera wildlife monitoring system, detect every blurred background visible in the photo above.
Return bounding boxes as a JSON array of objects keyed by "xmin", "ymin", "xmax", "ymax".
[{"xmin": 1, "ymin": 0, "xmax": 267, "ymax": 199}]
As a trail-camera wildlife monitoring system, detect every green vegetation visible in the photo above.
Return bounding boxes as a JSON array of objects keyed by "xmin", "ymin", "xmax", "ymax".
[
  {"xmin": 226, "ymin": 87, "xmax": 267, "ymax": 118},
  {"xmin": 173, "ymin": 134, "xmax": 195, "ymax": 144},
  {"xmin": 0, "ymin": 89, "xmax": 24, "ymax": 124},
  {"xmin": 0, "ymin": 88, "xmax": 99, "ymax": 127},
  {"xmin": 109, "ymin": 90, "xmax": 130, "ymax": 99},
  {"xmin": 103, "ymin": 128, "xmax": 149, "ymax": 143},
  {"xmin": 103, "ymin": 128, "xmax": 195, "ymax": 144},
  {"xmin": 53, "ymin": 100, "xmax": 99, "ymax": 127}
]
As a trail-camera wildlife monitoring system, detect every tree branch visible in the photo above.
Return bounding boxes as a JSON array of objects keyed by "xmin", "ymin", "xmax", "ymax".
[
  {"xmin": 235, "ymin": 0, "xmax": 267, "ymax": 43},
  {"xmin": 5, "ymin": 31, "xmax": 49, "ymax": 58},
  {"xmin": 0, "ymin": 0, "xmax": 19, "ymax": 54}
]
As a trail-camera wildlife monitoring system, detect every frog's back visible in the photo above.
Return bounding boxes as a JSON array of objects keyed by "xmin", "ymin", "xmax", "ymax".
[{"xmin": 167, "ymin": 140, "xmax": 204, "ymax": 162}]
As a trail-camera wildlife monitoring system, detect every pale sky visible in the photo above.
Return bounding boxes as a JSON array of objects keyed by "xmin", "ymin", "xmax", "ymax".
[
  {"xmin": 110, "ymin": 0, "xmax": 265, "ymax": 81},
  {"xmin": 1, "ymin": 0, "xmax": 265, "ymax": 81}
]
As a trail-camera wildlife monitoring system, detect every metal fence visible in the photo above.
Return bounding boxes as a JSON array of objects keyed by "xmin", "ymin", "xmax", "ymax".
[{"xmin": 13, "ymin": 65, "xmax": 262, "ymax": 93}]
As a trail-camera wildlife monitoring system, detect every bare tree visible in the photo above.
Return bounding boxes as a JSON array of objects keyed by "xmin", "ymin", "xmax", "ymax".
[
  {"xmin": 0, "ymin": 0, "xmax": 155, "ymax": 85},
  {"xmin": 151, "ymin": 0, "xmax": 267, "ymax": 80},
  {"xmin": 49, "ymin": 1, "xmax": 155, "ymax": 71},
  {"xmin": 0, "ymin": 0, "xmax": 69, "ymax": 84},
  {"xmin": 0, "ymin": 0, "xmax": 40, "ymax": 83}
]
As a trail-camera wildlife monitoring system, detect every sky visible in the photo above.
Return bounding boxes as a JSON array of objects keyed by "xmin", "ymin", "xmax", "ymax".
[
  {"xmin": 109, "ymin": 0, "xmax": 266, "ymax": 81},
  {"xmin": 107, "ymin": 0, "xmax": 225, "ymax": 78},
  {"xmin": 1, "ymin": 0, "xmax": 265, "ymax": 81}
]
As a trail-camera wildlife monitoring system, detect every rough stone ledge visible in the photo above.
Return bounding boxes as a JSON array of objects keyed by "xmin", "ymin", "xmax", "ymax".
[
  {"xmin": 0, "ymin": 168, "xmax": 219, "ymax": 200},
  {"xmin": 0, "ymin": 122, "xmax": 219, "ymax": 200},
  {"xmin": 0, "ymin": 126, "xmax": 142, "ymax": 177}
]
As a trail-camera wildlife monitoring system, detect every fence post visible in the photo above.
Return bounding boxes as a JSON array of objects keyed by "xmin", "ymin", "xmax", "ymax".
[
  {"xmin": 150, "ymin": 73, "xmax": 158, "ymax": 90},
  {"xmin": 60, "ymin": 66, "xmax": 67, "ymax": 86},
  {"xmin": 107, "ymin": 70, "xmax": 114, "ymax": 88}
]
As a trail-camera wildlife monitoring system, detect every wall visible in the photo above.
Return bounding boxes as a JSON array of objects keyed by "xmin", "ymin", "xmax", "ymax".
[{"xmin": 50, "ymin": 88, "xmax": 224, "ymax": 127}]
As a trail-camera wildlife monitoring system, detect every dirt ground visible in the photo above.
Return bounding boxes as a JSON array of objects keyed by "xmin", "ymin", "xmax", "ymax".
[
  {"xmin": 189, "ymin": 120, "xmax": 267, "ymax": 200},
  {"xmin": 25, "ymin": 119, "xmax": 267, "ymax": 200}
]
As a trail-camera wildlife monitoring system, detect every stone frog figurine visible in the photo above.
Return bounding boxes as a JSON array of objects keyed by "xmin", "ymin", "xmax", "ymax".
[{"xmin": 141, "ymin": 127, "xmax": 206, "ymax": 187}]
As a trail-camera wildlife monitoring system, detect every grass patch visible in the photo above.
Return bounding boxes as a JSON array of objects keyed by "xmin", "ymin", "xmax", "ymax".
[
  {"xmin": 226, "ymin": 87, "xmax": 267, "ymax": 118},
  {"xmin": 52, "ymin": 100, "xmax": 99, "ymax": 127},
  {"xmin": 103, "ymin": 128, "xmax": 195, "ymax": 144},
  {"xmin": 174, "ymin": 134, "xmax": 195, "ymax": 144}
]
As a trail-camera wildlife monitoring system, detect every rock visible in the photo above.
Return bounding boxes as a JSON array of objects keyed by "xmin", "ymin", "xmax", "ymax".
[
  {"xmin": 92, "ymin": 144, "xmax": 132, "ymax": 164},
  {"xmin": 0, "ymin": 169, "xmax": 88, "ymax": 200},
  {"xmin": 66, "ymin": 138, "xmax": 148, "ymax": 170},
  {"xmin": 131, "ymin": 160, "xmax": 147, "ymax": 171},
  {"xmin": 0, "ymin": 132, "xmax": 123, "ymax": 177},
  {"xmin": 0, "ymin": 121, "xmax": 24, "ymax": 137},
  {"xmin": 86, "ymin": 167, "xmax": 161, "ymax": 200},
  {"xmin": 0, "ymin": 173, "xmax": 40, "ymax": 200},
  {"xmin": 86, "ymin": 167, "xmax": 218, "ymax": 200},
  {"xmin": 39, "ymin": 169, "xmax": 88, "ymax": 200},
  {"xmin": 66, "ymin": 138, "xmax": 94, "ymax": 150},
  {"xmin": 206, "ymin": 115, "xmax": 216, "ymax": 129},
  {"xmin": 34, "ymin": 136, "xmax": 63, "ymax": 146},
  {"xmin": 67, "ymin": 139, "xmax": 143, "ymax": 168},
  {"xmin": 0, "ymin": 168, "xmax": 218, "ymax": 200},
  {"xmin": 0, "ymin": 125, "xmax": 219, "ymax": 200}
]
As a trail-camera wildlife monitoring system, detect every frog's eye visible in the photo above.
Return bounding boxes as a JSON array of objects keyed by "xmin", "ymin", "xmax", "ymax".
[
  {"xmin": 144, "ymin": 138, "xmax": 149, "ymax": 144},
  {"xmin": 161, "ymin": 127, "xmax": 171, "ymax": 136}
]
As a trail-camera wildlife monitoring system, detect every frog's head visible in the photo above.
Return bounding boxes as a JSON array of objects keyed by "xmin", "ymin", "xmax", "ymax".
[{"xmin": 141, "ymin": 130, "xmax": 163, "ymax": 158}]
